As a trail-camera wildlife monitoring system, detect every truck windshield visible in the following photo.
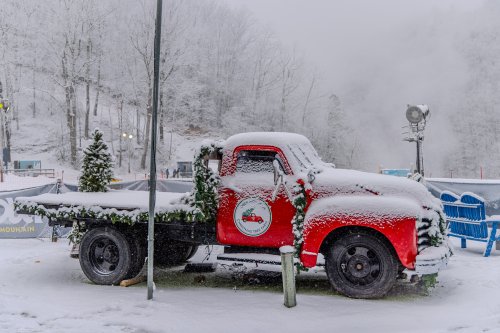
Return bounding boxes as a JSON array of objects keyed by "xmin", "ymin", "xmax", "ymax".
[
  {"xmin": 286, "ymin": 142, "xmax": 324, "ymax": 172},
  {"xmin": 236, "ymin": 150, "xmax": 277, "ymax": 173}
]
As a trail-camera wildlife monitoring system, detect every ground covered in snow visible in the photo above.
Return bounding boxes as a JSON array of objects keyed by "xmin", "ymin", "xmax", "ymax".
[
  {"xmin": 0, "ymin": 175, "xmax": 56, "ymax": 192},
  {"xmin": 1, "ymin": 238, "xmax": 499, "ymax": 333}
]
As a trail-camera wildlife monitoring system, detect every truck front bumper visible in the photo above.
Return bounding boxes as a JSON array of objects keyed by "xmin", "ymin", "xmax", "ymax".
[{"xmin": 405, "ymin": 244, "xmax": 451, "ymax": 276}]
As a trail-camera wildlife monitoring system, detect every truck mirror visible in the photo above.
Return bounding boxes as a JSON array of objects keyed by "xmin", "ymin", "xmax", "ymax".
[
  {"xmin": 307, "ymin": 169, "xmax": 316, "ymax": 184},
  {"xmin": 273, "ymin": 159, "xmax": 284, "ymax": 185}
]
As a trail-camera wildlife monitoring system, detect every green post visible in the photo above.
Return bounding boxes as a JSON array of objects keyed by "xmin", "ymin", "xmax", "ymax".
[{"xmin": 280, "ymin": 246, "xmax": 297, "ymax": 308}]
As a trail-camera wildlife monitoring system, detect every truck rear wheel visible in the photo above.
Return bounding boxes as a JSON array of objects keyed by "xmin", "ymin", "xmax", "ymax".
[
  {"xmin": 185, "ymin": 245, "xmax": 199, "ymax": 261},
  {"xmin": 125, "ymin": 233, "xmax": 146, "ymax": 278},
  {"xmin": 325, "ymin": 231, "xmax": 398, "ymax": 299},
  {"xmin": 80, "ymin": 227, "xmax": 137, "ymax": 285}
]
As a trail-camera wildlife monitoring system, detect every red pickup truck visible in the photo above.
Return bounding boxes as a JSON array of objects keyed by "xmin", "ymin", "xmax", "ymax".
[
  {"xmin": 241, "ymin": 211, "xmax": 264, "ymax": 224},
  {"xmin": 16, "ymin": 132, "xmax": 449, "ymax": 298}
]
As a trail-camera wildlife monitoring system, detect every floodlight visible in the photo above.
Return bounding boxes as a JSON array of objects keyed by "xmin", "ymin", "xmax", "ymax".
[
  {"xmin": 403, "ymin": 104, "xmax": 430, "ymax": 176},
  {"xmin": 406, "ymin": 105, "xmax": 429, "ymax": 124},
  {"xmin": 406, "ymin": 106, "xmax": 423, "ymax": 124}
]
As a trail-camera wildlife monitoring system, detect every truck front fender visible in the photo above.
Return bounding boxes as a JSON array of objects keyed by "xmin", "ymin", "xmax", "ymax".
[{"xmin": 299, "ymin": 196, "xmax": 420, "ymax": 269}]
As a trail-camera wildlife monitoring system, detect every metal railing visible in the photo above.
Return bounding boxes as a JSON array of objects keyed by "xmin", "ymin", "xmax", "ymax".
[{"xmin": 3, "ymin": 168, "xmax": 56, "ymax": 178}]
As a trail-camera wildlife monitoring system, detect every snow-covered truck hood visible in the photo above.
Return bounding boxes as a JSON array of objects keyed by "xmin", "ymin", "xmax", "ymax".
[
  {"xmin": 311, "ymin": 168, "xmax": 440, "ymax": 208},
  {"xmin": 308, "ymin": 168, "xmax": 448, "ymax": 252}
]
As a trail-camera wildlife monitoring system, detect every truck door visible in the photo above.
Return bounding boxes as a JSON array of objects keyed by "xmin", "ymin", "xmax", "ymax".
[{"xmin": 217, "ymin": 146, "xmax": 295, "ymax": 247}]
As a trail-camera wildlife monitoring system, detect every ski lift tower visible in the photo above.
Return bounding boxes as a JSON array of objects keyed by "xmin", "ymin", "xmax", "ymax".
[{"xmin": 403, "ymin": 105, "xmax": 430, "ymax": 176}]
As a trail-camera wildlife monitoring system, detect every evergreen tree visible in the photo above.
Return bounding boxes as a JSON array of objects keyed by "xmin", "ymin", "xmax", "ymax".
[
  {"xmin": 79, "ymin": 128, "xmax": 113, "ymax": 192},
  {"xmin": 242, "ymin": 208, "xmax": 254, "ymax": 217}
]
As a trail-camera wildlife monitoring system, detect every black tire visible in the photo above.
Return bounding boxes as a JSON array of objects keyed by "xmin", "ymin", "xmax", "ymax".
[
  {"xmin": 154, "ymin": 240, "xmax": 196, "ymax": 266},
  {"xmin": 185, "ymin": 245, "xmax": 199, "ymax": 261},
  {"xmin": 325, "ymin": 230, "xmax": 398, "ymax": 299},
  {"xmin": 79, "ymin": 227, "xmax": 136, "ymax": 285},
  {"xmin": 125, "ymin": 232, "xmax": 146, "ymax": 278}
]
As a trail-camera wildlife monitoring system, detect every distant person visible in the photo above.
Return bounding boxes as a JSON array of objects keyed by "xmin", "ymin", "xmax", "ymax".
[
  {"xmin": 173, "ymin": 169, "xmax": 177, "ymax": 178},
  {"xmin": 166, "ymin": 168, "xmax": 170, "ymax": 179},
  {"xmin": 177, "ymin": 167, "xmax": 181, "ymax": 178}
]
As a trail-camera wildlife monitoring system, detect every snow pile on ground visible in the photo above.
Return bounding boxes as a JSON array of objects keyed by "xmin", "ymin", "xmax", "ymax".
[
  {"xmin": 0, "ymin": 238, "xmax": 499, "ymax": 333},
  {"xmin": 0, "ymin": 175, "xmax": 56, "ymax": 192}
]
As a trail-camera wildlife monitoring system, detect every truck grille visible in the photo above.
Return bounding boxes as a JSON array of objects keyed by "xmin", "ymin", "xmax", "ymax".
[{"xmin": 417, "ymin": 217, "xmax": 432, "ymax": 252}]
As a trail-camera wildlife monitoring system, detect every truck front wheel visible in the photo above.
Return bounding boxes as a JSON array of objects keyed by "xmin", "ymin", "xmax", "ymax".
[
  {"xmin": 80, "ymin": 227, "xmax": 136, "ymax": 285},
  {"xmin": 325, "ymin": 231, "xmax": 398, "ymax": 299}
]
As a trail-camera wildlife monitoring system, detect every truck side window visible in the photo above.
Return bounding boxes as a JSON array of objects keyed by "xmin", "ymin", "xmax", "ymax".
[{"xmin": 236, "ymin": 150, "xmax": 280, "ymax": 173}]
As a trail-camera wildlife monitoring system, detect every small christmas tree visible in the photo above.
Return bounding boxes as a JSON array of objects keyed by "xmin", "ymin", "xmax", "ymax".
[
  {"xmin": 79, "ymin": 128, "xmax": 113, "ymax": 192},
  {"xmin": 242, "ymin": 208, "xmax": 254, "ymax": 217}
]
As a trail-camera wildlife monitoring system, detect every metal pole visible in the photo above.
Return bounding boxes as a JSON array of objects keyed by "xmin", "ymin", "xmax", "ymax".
[
  {"xmin": 416, "ymin": 139, "xmax": 421, "ymax": 175},
  {"xmin": 128, "ymin": 141, "xmax": 131, "ymax": 174},
  {"xmin": 147, "ymin": 0, "xmax": 163, "ymax": 301},
  {"xmin": 0, "ymin": 82, "xmax": 4, "ymax": 178},
  {"xmin": 420, "ymin": 139, "xmax": 424, "ymax": 177}
]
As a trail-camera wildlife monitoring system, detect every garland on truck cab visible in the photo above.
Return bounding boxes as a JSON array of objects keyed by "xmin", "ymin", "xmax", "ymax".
[
  {"xmin": 290, "ymin": 178, "xmax": 308, "ymax": 271},
  {"xmin": 409, "ymin": 173, "xmax": 449, "ymax": 252},
  {"xmin": 183, "ymin": 140, "xmax": 223, "ymax": 223}
]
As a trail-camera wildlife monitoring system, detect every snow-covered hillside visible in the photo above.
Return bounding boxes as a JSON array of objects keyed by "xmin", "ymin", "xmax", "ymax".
[{"xmin": 0, "ymin": 0, "xmax": 361, "ymax": 182}]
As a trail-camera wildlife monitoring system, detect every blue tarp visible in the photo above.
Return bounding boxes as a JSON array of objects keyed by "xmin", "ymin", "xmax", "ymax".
[
  {"xmin": 0, "ymin": 183, "xmax": 60, "ymax": 238},
  {"xmin": 426, "ymin": 178, "xmax": 500, "ymax": 216}
]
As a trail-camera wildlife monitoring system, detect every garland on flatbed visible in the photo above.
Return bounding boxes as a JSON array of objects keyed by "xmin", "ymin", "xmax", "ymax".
[{"xmin": 14, "ymin": 201, "xmax": 197, "ymax": 225}]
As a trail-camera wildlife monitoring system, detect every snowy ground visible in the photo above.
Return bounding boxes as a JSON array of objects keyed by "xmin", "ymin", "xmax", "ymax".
[
  {"xmin": 0, "ymin": 175, "xmax": 56, "ymax": 192},
  {"xmin": 1, "ymin": 238, "xmax": 499, "ymax": 333}
]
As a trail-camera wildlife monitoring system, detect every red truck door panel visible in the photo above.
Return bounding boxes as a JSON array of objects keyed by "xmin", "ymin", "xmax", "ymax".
[{"xmin": 217, "ymin": 147, "xmax": 295, "ymax": 247}]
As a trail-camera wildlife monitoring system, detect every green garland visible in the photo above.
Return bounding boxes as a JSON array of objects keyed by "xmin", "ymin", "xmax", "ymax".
[
  {"xmin": 67, "ymin": 221, "xmax": 87, "ymax": 245},
  {"xmin": 14, "ymin": 201, "xmax": 198, "ymax": 226},
  {"xmin": 291, "ymin": 178, "xmax": 308, "ymax": 271},
  {"xmin": 184, "ymin": 140, "xmax": 223, "ymax": 223},
  {"xmin": 410, "ymin": 173, "xmax": 449, "ymax": 251}
]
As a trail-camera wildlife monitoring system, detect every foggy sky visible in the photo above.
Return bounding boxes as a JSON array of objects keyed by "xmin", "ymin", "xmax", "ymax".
[{"xmin": 220, "ymin": 0, "xmax": 486, "ymax": 176}]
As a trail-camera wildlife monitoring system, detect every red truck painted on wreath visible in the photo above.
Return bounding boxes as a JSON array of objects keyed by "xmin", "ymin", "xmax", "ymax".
[
  {"xmin": 241, "ymin": 211, "xmax": 264, "ymax": 223},
  {"xmin": 16, "ymin": 132, "xmax": 450, "ymax": 299}
]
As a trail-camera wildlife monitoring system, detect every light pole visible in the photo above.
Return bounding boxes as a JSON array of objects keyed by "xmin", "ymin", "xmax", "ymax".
[
  {"xmin": 148, "ymin": 0, "xmax": 163, "ymax": 301},
  {"xmin": 403, "ymin": 105, "xmax": 430, "ymax": 176},
  {"xmin": 0, "ymin": 98, "xmax": 10, "ymax": 182},
  {"xmin": 122, "ymin": 132, "xmax": 134, "ymax": 174}
]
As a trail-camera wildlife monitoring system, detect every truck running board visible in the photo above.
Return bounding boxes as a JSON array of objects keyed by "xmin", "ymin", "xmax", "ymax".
[
  {"xmin": 217, "ymin": 253, "xmax": 325, "ymax": 266},
  {"xmin": 217, "ymin": 253, "xmax": 283, "ymax": 265}
]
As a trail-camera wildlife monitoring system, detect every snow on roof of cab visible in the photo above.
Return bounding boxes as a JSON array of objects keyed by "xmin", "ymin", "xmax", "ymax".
[
  {"xmin": 224, "ymin": 132, "xmax": 311, "ymax": 150},
  {"xmin": 224, "ymin": 132, "xmax": 325, "ymax": 174}
]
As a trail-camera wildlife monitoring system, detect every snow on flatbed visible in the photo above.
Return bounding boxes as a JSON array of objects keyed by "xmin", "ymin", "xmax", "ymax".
[
  {"xmin": 16, "ymin": 190, "xmax": 187, "ymax": 211},
  {"xmin": 0, "ymin": 238, "xmax": 500, "ymax": 333}
]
